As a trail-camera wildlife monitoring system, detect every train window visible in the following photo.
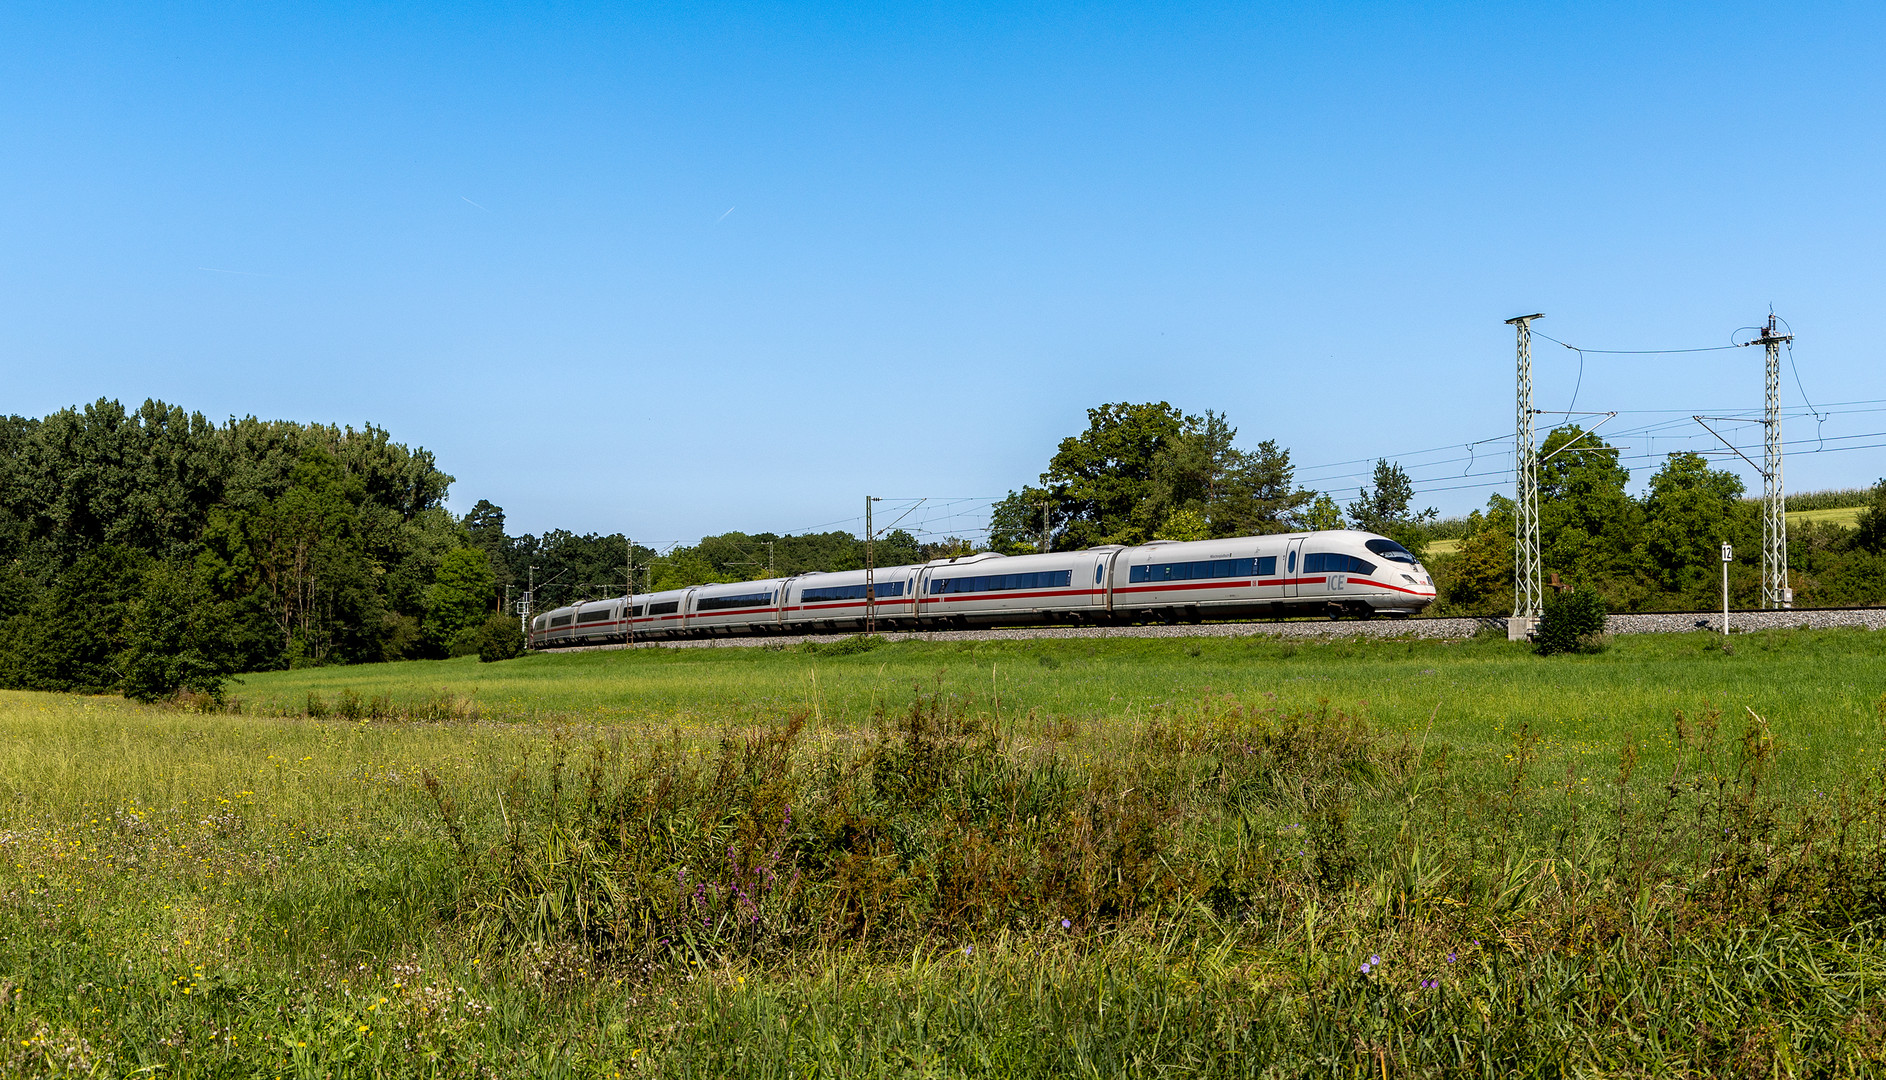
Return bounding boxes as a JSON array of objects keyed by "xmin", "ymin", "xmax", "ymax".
[
  {"xmin": 1095, "ymin": 564, "xmax": 1104, "ymax": 584},
  {"xmin": 696, "ymin": 591, "xmax": 775, "ymax": 612},
  {"xmin": 802, "ymin": 581, "xmax": 907, "ymax": 603},
  {"xmin": 577, "ymin": 609, "xmax": 612, "ymax": 623},
  {"xmin": 1128, "ymin": 557, "xmax": 1260, "ymax": 583},
  {"xmin": 1365, "ymin": 538, "xmax": 1418, "ymax": 564},
  {"xmin": 1288, "ymin": 550, "xmax": 1296, "ymax": 573},
  {"xmin": 549, "ymin": 614, "xmax": 574, "ymax": 628},
  {"xmin": 649, "ymin": 601, "xmax": 680, "ymax": 616},
  {"xmin": 630, "ymin": 603, "xmax": 647, "ymax": 617},
  {"xmin": 1304, "ymin": 553, "xmax": 1377, "ymax": 576},
  {"xmin": 1257, "ymin": 556, "xmax": 1277, "ymax": 576},
  {"xmin": 928, "ymin": 569, "xmax": 1073, "ymax": 594}
]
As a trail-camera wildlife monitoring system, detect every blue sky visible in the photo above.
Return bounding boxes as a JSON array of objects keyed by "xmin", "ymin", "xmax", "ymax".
[{"xmin": 3, "ymin": 2, "xmax": 1882, "ymax": 545}]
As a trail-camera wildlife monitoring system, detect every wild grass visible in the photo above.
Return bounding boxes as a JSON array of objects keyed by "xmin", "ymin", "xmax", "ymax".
[
  {"xmin": 5, "ymin": 631, "xmax": 1886, "ymax": 1075},
  {"xmin": 230, "ymin": 630, "xmax": 1886, "ymax": 798}
]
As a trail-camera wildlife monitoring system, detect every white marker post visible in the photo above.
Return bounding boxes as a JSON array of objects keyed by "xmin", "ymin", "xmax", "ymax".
[{"xmin": 1721, "ymin": 542, "xmax": 1733, "ymax": 638}]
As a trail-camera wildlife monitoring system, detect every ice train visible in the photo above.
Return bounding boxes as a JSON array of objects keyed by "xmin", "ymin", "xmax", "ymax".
[{"xmin": 527, "ymin": 529, "xmax": 1434, "ymax": 648}]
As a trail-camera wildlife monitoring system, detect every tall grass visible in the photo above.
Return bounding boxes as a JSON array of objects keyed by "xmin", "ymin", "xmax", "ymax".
[
  {"xmin": 9, "ymin": 633, "xmax": 1886, "ymax": 1075},
  {"xmin": 231, "ymin": 630, "xmax": 1886, "ymax": 797}
]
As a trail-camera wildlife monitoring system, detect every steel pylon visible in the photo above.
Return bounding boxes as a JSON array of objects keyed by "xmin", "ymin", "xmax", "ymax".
[
  {"xmin": 1507, "ymin": 313, "xmax": 1544, "ymax": 639},
  {"xmin": 1756, "ymin": 315, "xmax": 1792, "ymax": 608}
]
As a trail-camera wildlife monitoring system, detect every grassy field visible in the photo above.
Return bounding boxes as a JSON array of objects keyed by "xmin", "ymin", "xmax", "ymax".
[
  {"xmin": 1791, "ymin": 505, "xmax": 1865, "ymax": 529},
  {"xmin": 226, "ymin": 630, "xmax": 1886, "ymax": 794},
  {"xmin": 8, "ymin": 630, "xmax": 1886, "ymax": 1076}
]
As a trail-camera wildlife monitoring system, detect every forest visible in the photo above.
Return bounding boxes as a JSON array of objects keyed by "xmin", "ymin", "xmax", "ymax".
[{"xmin": 2, "ymin": 397, "xmax": 1882, "ymax": 701}]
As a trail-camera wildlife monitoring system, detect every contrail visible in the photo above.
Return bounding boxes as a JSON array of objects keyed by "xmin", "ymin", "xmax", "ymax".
[
  {"xmin": 717, "ymin": 206, "xmax": 736, "ymax": 222},
  {"xmin": 462, "ymin": 196, "xmax": 490, "ymax": 211}
]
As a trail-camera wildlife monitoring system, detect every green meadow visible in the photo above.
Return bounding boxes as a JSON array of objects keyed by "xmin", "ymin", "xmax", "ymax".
[
  {"xmin": 7, "ymin": 629, "xmax": 1886, "ymax": 1076},
  {"xmin": 229, "ymin": 630, "xmax": 1886, "ymax": 793}
]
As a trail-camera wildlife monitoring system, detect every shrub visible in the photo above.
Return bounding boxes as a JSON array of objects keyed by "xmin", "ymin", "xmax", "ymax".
[
  {"xmin": 476, "ymin": 614, "xmax": 525, "ymax": 662},
  {"xmin": 1535, "ymin": 587, "xmax": 1607, "ymax": 655},
  {"xmin": 798, "ymin": 634, "xmax": 883, "ymax": 657}
]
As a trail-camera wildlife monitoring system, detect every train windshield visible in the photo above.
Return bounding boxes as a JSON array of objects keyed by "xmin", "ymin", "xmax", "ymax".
[{"xmin": 1364, "ymin": 538, "xmax": 1417, "ymax": 564}]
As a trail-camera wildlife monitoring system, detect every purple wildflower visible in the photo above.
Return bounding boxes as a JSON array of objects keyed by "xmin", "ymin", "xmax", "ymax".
[
  {"xmin": 963, "ymin": 945, "xmax": 973, "ymax": 957},
  {"xmin": 1360, "ymin": 962, "xmax": 1371, "ymax": 974},
  {"xmin": 1446, "ymin": 952, "xmax": 1456, "ymax": 963},
  {"xmin": 1061, "ymin": 919, "xmax": 1072, "ymax": 930},
  {"xmin": 1369, "ymin": 954, "xmax": 1380, "ymax": 966}
]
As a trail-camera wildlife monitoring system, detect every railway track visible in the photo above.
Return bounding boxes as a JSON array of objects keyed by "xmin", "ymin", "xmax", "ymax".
[{"xmin": 544, "ymin": 606, "xmax": 1886, "ymax": 653}]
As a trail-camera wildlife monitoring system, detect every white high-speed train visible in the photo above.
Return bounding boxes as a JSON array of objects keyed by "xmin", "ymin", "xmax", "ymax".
[{"xmin": 527, "ymin": 530, "xmax": 1434, "ymax": 648}]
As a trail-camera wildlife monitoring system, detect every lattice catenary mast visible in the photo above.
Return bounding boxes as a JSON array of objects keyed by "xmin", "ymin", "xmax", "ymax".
[
  {"xmin": 1507, "ymin": 313, "xmax": 1545, "ymax": 640},
  {"xmin": 1755, "ymin": 314, "xmax": 1793, "ymax": 609}
]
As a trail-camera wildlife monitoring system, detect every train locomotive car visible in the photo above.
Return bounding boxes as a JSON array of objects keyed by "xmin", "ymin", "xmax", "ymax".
[{"xmin": 528, "ymin": 529, "xmax": 1434, "ymax": 648}]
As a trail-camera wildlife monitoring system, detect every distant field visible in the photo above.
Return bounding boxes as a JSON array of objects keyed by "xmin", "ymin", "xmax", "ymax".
[{"xmin": 1791, "ymin": 505, "xmax": 1864, "ymax": 528}]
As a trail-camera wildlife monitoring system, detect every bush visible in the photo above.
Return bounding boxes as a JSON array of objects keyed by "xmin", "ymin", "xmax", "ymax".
[
  {"xmin": 1535, "ymin": 587, "xmax": 1608, "ymax": 655},
  {"xmin": 798, "ymin": 633, "xmax": 883, "ymax": 657},
  {"xmin": 476, "ymin": 614, "xmax": 525, "ymax": 662}
]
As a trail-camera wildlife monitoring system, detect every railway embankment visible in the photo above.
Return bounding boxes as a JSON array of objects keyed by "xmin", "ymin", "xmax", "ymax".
[{"xmin": 551, "ymin": 607, "xmax": 1886, "ymax": 652}]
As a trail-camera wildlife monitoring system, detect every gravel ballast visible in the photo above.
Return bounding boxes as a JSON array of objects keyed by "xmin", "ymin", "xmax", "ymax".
[{"xmin": 546, "ymin": 608, "xmax": 1886, "ymax": 653}]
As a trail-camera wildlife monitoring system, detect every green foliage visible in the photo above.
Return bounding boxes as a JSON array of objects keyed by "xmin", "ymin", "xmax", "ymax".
[
  {"xmin": 1346, "ymin": 458, "xmax": 1437, "ymax": 554},
  {"xmin": 1041, "ymin": 401, "xmax": 1190, "ymax": 548},
  {"xmin": 992, "ymin": 404, "xmax": 1315, "ymax": 551},
  {"xmin": 1435, "ymin": 500, "xmax": 1513, "ymax": 613},
  {"xmin": 1138, "ymin": 413, "xmax": 1313, "ymax": 539},
  {"xmin": 0, "ymin": 545, "xmax": 148, "ymax": 693},
  {"xmin": 796, "ymin": 633, "xmax": 884, "ymax": 657},
  {"xmin": 1642, "ymin": 451, "xmax": 1754, "ymax": 598},
  {"xmin": 475, "ymin": 613, "xmax": 524, "ymax": 663},
  {"xmin": 1422, "ymin": 435, "xmax": 1865, "ymax": 614},
  {"xmin": 441, "ymin": 694, "xmax": 1413, "ymax": 961},
  {"xmin": 425, "ymin": 547, "xmax": 498, "ymax": 657},
  {"xmin": 118, "ymin": 561, "xmax": 241, "ymax": 702},
  {"xmin": 987, "ymin": 486, "xmax": 1057, "ymax": 554},
  {"xmin": 1534, "ymin": 587, "xmax": 1608, "ymax": 655},
  {"xmin": 1537, "ymin": 425, "xmax": 1640, "ymax": 586},
  {"xmin": 1302, "ymin": 491, "xmax": 1343, "ymax": 531},
  {"xmin": 1152, "ymin": 506, "xmax": 1210, "ymax": 541},
  {"xmin": 494, "ymin": 526, "xmax": 940, "ymax": 610},
  {"xmin": 0, "ymin": 399, "xmax": 459, "ymax": 691},
  {"xmin": 1852, "ymin": 478, "xmax": 1886, "ymax": 554}
]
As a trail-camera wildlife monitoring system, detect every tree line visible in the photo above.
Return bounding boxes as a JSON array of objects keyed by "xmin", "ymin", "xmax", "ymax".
[
  {"xmin": 0, "ymin": 398, "xmax": 978, "ymax": 699},
  {"xmin": 1429, "ymin": 424, "xmax": 1886, "ymax": 613},
  {"xmin": 464, "ymin": 509, "xmax": 959, "ymax": 617},
  {"xmin": 0, "ymin": 399, "xmax": 512, "ymax": 699},
  {"xmin": 9, "ymin": 397, "xmax": 1870, "ymax": 700},
  {"xmin": 0, "ymin": 397, "xmax": 1445, "ymax": 699},
  {"xmin": 987, "ymin": 402, "xmax": 1432, "ymax": 553}
]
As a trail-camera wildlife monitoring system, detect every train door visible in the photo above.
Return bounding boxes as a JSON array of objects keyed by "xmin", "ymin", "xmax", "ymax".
[
  {"xmin": 1284, "ymin": 538, "xmax": 1306, "ymax": 599},
  {"xmin": 913, "ymin": 566, "xmax": 934, "ymax": 623}
]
